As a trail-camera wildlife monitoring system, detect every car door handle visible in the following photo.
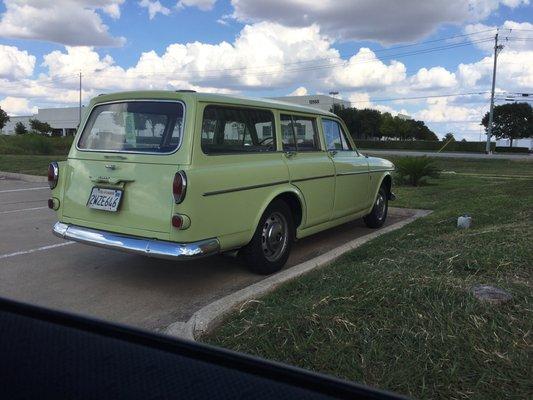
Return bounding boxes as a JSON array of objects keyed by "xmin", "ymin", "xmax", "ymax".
[
  {"xmin": 284, "ymin": 151, "xmax": 296, "ymax": 158},
  {"xmin": 328, "ymin": 150, "xmax": 338, "ymax": 157}
]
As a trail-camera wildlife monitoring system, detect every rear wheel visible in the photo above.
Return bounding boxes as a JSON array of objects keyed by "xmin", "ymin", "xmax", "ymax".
[
  {"xmin": 241, "ymin": 200, "xmax": 294, "ymax": 275},
  {"xmin": 364, "ymin": 185, "xmax": 388, "ymax": 228}
]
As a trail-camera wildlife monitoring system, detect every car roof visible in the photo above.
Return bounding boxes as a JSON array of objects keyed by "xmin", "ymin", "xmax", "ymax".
[{"xmin": 91, "ymin": 90, "xmax": 338, "ymax": 118}]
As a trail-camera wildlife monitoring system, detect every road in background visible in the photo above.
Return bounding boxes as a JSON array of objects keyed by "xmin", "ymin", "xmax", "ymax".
[
  {"xmin": 361, "ymin": 149, "xmax": 531, "ymax": 160},
  {"xmin": 0, "ymin": 177, "xmax": 409, "ymax": 333}
]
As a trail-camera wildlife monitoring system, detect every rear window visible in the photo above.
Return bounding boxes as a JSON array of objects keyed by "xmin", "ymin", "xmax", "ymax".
[
  {"xmin": 201, "ymin": 105, "xmax": 276, "ymax": 154},
  {"xmin": 78, "ymin": 101, "xmax": 184, "ymax": 153}
]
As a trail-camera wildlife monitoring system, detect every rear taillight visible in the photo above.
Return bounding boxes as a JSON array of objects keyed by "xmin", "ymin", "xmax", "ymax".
[
  {"xmin": 48, "ymin": 162, "xmax": 58, "ymax": 189},
  {"xmin": 172, "ymin": 171, "xmax": 187, "ymax": 204},
  {"xmin": 171, "ymin": 215, "xmax": 183, "ymax": 229}
]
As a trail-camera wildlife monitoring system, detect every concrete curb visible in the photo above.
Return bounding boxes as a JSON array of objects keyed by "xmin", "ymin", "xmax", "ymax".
[
  {"xmin": 165, "ymin": 208, "xmax": 432, "ymax": 341},
  {"xmin": 0, "ymin": 171, "xmax": 47, "ymax": 183}
]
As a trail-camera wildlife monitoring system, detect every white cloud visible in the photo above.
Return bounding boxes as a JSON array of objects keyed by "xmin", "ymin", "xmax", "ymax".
[
  {"xmin": 0, "ymin": 0, "xmax": 126, "ymax": 47},
  {"xmin": 177, "ymin": 0, "xmax": 217, "ymax": 11},
  {"xmin": 329, "ymin": 48, "xmax": 406, "ymax": 90},
  {"xmin": 458, "ymin": 50, "xmax": 533, "ymax": 91},
  {"xmin": 230, "ymin": 0, "xmax": 529, "ymax": 43},
  {"xmin": 464, "ymin": 20, "xmax": 533, "ymax": 53},
  {"xmin": 139, "ymin": 0, "xmax": 171, "ymax": 19},
  {"xmin": 346, "ymin": 92, "xmax": 408, "ymax": 115},
  {"xmin": 409, "ymin": 67, "xmax": 457, "ymax": 90},
  {"xmin": 0, "ymin": 45, "xmax": 36, "ymax": 80},
  {"xmin": 0, "ymin": 96, "xmax": 38, "ymax": 116},
  {"xmin": 289, "ymin": 86, "xmax": 308, "ymax": 96},
  {"xmin": 415, "ymin": 97, "xmax": 485, "ymax": 123},
  {"xmin": 124, "ymin": 22, "xmax": 339, "ymax": 89}
]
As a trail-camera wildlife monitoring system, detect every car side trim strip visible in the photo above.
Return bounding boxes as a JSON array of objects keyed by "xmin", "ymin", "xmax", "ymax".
[
  {"xmin": 203, "ymin": 168, "xmax": 394, "ymax": 197},
  {"xmin": 203, "ymin": 180, "xmax": 289, "ymax": 197},
  {"xmin": 335, "ymin": 171, "xmax": 369, "ymax": 176},
  {"xmin": 291, "ymin": 174, "xmax": 335, "ymax": 183}
]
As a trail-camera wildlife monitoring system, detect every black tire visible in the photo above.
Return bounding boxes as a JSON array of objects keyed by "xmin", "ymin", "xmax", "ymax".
[
  {"xmin": 241, "ymin": 200, "xmax": 294, "ymax": 275},
  {"xmin": 364, "ymin": 185, "xmax": 388, "ymax": 228}
]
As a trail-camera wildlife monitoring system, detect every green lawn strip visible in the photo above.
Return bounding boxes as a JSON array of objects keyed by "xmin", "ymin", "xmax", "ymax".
[
  {"xmin": 205, "ymin": 173, "xmax": 532, "ymax": 399},
  {"xmin": 0, "ymin": 155, "xmax": 66, "ymax": 176},
  {"xmin": 382, "ymin": 156, "xmax": 533, "ymax": 177}
]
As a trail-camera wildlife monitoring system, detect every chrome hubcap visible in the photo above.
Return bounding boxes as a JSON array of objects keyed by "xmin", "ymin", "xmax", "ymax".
[
  {"xmin": 375, "ymin": 193, "xmax": 386, "ymax": 220},
  {"xmin": 261, "ymin": 212, "xmax": 288, "ymax": 262}
]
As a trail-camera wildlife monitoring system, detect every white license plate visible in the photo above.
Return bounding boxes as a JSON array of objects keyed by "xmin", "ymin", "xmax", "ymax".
[{"xmin": 87, "ymin": 187, "xmax": 123, "ymax": 212}]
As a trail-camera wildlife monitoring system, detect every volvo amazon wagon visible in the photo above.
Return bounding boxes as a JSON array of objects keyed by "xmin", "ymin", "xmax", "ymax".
[{"xmin": 49, "ymin": 91, "xmax": 395, "ymax": 274}]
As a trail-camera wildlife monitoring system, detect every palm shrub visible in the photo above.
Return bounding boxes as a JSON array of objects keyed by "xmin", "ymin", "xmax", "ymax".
[{"xmin": 395, "ymin": 156, "xmax": 440, "ymax": 186}]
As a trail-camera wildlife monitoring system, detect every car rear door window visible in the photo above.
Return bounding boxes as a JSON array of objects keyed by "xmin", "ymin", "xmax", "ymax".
[
  {"xmin": 201, "ymin": 106, "xmax": 276, "ymax": 154},
  {"xmin": 281, "ymin": 114, "xmax": 320, "ymax": 152},
  {"xmin": 323, "ymin": 119, "xmax": 352, "ymax": 151}
]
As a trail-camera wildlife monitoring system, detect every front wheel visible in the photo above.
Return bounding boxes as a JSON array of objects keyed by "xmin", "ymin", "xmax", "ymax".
[
  {"xmin": 364, "ymin": 186, "xmax": 388, "ymax": 228},
  {"xmin": 241, "ymin": 200, "xmax": 294, "ymax": 275}
]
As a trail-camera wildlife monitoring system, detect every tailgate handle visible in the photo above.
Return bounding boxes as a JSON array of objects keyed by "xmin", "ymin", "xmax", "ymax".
[{"xmin": 90, "ymin": 176, "xmax": 135, "ymax": 185}]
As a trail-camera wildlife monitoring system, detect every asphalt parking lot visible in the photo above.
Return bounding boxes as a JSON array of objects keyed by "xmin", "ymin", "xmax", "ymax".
[{"xmin": 0, "ymin": 177, "xmax": 410, "ymax": 333}]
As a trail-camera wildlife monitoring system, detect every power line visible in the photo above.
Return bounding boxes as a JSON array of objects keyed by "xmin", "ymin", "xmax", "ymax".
[{"xmin": 345, "ymin": 91, "xmax": 491, "ymax": 104}]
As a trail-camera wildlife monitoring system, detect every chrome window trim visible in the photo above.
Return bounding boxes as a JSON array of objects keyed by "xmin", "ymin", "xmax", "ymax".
[{"xmin": 75, "ymin": 99, "xmax": 187, "ymax": 156}]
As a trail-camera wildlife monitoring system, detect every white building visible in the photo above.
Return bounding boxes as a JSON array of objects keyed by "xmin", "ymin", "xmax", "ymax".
[
  {"xmin": 2, "ymin": 106, "xmax": 81, "ymax": 136},
  {"xmin": 496, "ymin": 137, "xmax": 533, "ymax": 150},
  {"xmin": 269, "ymin": 95, "xmax": 351, "ymax": 112}
]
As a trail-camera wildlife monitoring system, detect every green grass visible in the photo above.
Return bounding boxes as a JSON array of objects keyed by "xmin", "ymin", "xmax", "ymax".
[
  {"xmin": 386, "ymin": 156, "xmax": 533, "ymax": 177},
  {"xmin": 206, "ymin": 159, "xmax": 533, "ymax": 399},
  {"xmin": 0, "ymin": 134, "xmax": 73, "ymax": 156},
  {"xmin": 0, "ymin": 154, "xmax": 66, "ymax": 175}
]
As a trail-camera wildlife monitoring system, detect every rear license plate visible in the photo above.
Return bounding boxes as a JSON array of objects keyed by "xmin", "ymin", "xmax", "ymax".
[{"xmin": 87, "ymin": 187, "xmax": 123, "ymax": 212}]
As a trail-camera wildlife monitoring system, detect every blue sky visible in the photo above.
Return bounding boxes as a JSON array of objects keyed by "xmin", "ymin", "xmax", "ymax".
[{"xmin": 0, "ymin": 0, "xmax": 532, "ymax": 139}]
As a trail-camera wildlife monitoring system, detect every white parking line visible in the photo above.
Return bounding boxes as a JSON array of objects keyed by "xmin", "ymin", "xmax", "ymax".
[
  {"xmin": 0, "ymin": 187, "xmax": 48, "ymax": 193},
  {"xmin": 0, "ymin": 206, "xmax": 48, "ymax": 215},
  {"xmin": 0, "ymin": 242, "xmax": 75, "ymax": 260}
]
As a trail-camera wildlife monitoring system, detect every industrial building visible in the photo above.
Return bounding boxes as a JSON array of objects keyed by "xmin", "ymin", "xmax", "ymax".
[
  {"xmin": 269, "ymin": 94, "xmax": 351, "ymax": 112},
  {"xmin": 2, "ymin": 106, "xmax": 81, "ymax": 136}
]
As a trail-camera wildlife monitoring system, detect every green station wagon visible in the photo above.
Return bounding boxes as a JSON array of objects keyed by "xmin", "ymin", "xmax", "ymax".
[{"xmin": 49, "ymin": 91, "xmax": 395, "ymax": 274}]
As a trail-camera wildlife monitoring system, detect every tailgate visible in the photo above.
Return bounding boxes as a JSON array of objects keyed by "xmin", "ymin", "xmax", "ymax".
[{"xmin": 62, "ymin": 158, "xmax": 176, "ymax": 234}]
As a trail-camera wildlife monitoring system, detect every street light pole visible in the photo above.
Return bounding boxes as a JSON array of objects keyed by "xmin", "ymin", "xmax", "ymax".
[
  {"xmin": 485, "ymin": 32, "xmax": 504, "ymax": 154},
  {"xmin": 329, "ymin": 91, "xmax": 339, "ymax": 112}
]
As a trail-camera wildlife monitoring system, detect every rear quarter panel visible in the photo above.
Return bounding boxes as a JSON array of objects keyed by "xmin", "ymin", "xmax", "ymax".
[{"xmin": 168, "ymin": 101, "xmax": 291, "ymax": 250}]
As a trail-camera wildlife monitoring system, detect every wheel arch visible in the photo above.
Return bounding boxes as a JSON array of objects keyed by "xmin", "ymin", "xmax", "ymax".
[
  {"xmin": 370, "ymin": 172, "xmax": 393, "ymax": 203},
  {"xmin": 246, "ymin": 186, "xmax": 306, "ymax": 244}
]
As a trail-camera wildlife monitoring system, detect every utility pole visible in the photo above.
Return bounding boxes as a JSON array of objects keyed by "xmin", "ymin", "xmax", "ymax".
[
  {"xmin": 79, "ymin": 71, "xmax": 82, "ymax": 125},
  {"xmin": 485, "ymin": 32, "xmax": 504, "ymax": 154}
]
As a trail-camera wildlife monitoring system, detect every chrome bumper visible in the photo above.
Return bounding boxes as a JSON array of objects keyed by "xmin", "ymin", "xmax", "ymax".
[{"xmin": 52, "ymin": 222, "xmax": 220, "ymax": 261}]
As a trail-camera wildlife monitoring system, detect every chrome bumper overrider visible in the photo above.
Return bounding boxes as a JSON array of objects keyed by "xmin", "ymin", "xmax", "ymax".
[{"xmin": 52, "ymin": 222, "xmax": 220, "ymax": 260}]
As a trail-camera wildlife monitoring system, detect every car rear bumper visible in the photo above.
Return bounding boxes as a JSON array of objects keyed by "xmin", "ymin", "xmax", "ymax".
[{"xmin": 52, "ymin": 222, "xmax": 220, "ymax": 261}]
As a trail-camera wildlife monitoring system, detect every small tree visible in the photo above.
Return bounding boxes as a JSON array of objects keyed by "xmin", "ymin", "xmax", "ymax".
[
  {"xmin": 481, "ymin": 102, "xmax": 533, "ymax": 146},
  {"xmin": 14, "ymin": 122, "xmax": 27, "ymax": 135},
  {"xmin": 442, "ymin": 132, "xmax": 456, "ymax": 142},
  {"xmin": 0, "ymin": 107, "xmax": 9, "ymax": 130},
  {"xmin": 29, "ymin": 119, "xmax": 52, "ymax": 135},
  {"xmin": 395, "ymin": 157, "xmax": 440, "ymax": 186}
]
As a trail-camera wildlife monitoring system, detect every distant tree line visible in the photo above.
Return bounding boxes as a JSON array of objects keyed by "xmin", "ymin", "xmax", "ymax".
[{"xmin": 332, "ymin": 105, "xmax": 438, "ymax": 141}]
